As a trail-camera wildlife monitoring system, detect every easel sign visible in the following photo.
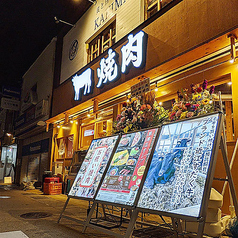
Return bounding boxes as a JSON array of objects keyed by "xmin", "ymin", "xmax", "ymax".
[
  {"xmin": 137, "ymin": 113, "xmax": 223, "ymax": 220},
  {"xmin": 95, "ymin": 128, "xmax": 159, "ymax": 207},
  {"xmin": 68, "ymin": 135, "xmax": 120, "ymax": 200}
]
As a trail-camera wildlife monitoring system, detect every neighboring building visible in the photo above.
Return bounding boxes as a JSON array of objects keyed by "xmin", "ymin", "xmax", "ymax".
[
  {"xmin": 42, "ymin": 0, "xmax": 238, "ymax": 215},
  {"xmin": 0, "ymin": 85, "xmax": 21, "ymax": 183},
  {"xmin": 14, "ymin": 38, "xmax": 56, "ymax": 186}
]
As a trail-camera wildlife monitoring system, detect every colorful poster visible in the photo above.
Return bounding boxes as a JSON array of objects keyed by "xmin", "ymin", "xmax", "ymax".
[
  {"xmin": 68, "ymin": 135, "xmax": 119, "ymax": 199},
  {"xmin": 67, "ymin": 135, "xmax": 74, "ymax": 158},
  {"xmin": 138, "ymin": 114, "xmax": 219, "ymax": 217},
  {"xmin": 57, "ymin": 138, "xmax": 66, "ymax": 159},
  {"xmin": 96, "ymin": 128, "xmax": 158, "ymax": 206}
]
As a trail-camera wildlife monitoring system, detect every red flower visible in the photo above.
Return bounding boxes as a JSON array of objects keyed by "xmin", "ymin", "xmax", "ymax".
[
  {"xmin": 197, "ymin": 87, "xmax": 203, "ymax": 93},
  {"xmin": 116, "ymin": 114, "xmax": 122, "ymax": 121},
  {"xmin": 185, "ymin": 103, "xmax": 191, "ymax": 108}
]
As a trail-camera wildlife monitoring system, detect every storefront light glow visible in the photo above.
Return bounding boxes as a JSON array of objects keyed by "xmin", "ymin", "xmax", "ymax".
[{"xmin": 228, "ymin": 81, "xmax": 232, "ymax": 85}]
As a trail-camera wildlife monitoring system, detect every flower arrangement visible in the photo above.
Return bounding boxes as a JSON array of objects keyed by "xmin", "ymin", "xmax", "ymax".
[
  {"xmin": 113, "ymin": 79, "xmax": 219, "ymax": 134},
  {"xmin": 168, "ymin": 80, "xmax": 219, "ymax": 121},
  {"xmin": 113, "ymin": 91, "xmax": 169, "ymax": 133}
]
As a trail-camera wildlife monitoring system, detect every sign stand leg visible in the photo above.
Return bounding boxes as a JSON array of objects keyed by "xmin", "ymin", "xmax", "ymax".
[
  {"xmin": 124, "ymin": 209, "xmax": 139, "ymax": 238},
  {"xmin": 58, "ymin": 197, "xmax": 70, "ymax": 223},
  {"xmin": 220, "ymin": 136, "xmax": 238, "ymax": 216},
  {"xmin": 196, "ymin": 218, "xmax": 206, "ymax": 238},
  {"xmin": 82, "ymin": 202, "xmax": 96, "ymax": 233}
]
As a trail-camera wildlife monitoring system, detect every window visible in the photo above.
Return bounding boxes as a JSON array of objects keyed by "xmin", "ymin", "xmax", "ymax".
[
  {"xmin": 145, "ymin": 0, "xmax": 174, "ymax": 19},
  {"xmin": 87, "ymin": 21, "xmax": 116, "ymax": 63}
]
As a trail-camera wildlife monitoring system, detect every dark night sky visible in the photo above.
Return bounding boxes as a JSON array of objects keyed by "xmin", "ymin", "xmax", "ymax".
[{"xmin": 0, "ymin": 0, "xmax": 91, "ymax": 89}]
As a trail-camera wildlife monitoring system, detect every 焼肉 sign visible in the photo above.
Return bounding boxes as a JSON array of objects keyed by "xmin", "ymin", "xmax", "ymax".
[{"xmin": 72, "ymin": 31, "xmax": 147, "ymax": 101}]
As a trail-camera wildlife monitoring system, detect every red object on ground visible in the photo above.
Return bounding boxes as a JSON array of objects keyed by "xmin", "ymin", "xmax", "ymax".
[
  {"xmin": 44, "ymin": 177, "xmax": 59, "ymax": 184},
  {"xmin": 43, "ymin": 183, "xmax": 62, "ymax": 195}
]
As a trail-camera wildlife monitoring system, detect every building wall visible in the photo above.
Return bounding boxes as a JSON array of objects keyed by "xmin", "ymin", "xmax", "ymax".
[
  {"xmin": 21, "ymin": 38, "xmax": 56, "ymax": 113},
  {"xmin": 60, "ymin": 0, "xmax": 144, "ymax": 84},
  {"xmin": 52, "ymin": 0, "xmax": 238, "ymax": 117}
]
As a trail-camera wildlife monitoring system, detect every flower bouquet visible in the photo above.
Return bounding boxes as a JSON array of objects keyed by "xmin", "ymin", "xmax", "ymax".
[
  {"xmin": 168, "ymin": 80, "xmax": 219, "ymax": 121},
  {"xmin": 113, "ymin": 91, "xmax": 169, "ymax": 134}
]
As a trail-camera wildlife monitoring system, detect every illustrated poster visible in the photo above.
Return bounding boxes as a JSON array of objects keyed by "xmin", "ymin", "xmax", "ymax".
[
  {"xmin": 67, "ymin": 135, "xmax": 74, "ymax": 158},
  {"xmin": 138, "ymin": 114, "xmax": 220, "ymax": 217},
  {"xmin": 96, "ymin": 128, "xmax": 158, "ymax": 206},
  {"xmin": 68, "ymin": 135, "xmax": 119, "ymax": 199},
  {"xmin": 57, "ymin": 138, "xmax": 66, "ymax": 159}
]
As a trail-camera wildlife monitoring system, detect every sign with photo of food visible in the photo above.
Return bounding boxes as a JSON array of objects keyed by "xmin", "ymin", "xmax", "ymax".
[
  {"xmin": 138, "ymin": 113, "xmax": 221, "ymax": 218},
  {"xmin": 96, "ymin": 128, "xmax": 158, "ymax": 206},
  {"xmin": 68, "ymin": 135, "xmax": 119, "ymax": 199}
]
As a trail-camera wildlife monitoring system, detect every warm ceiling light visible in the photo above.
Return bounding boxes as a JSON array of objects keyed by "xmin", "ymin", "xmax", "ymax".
[
  {"xmin": 57, "ymin": 124, "xmax": 60, "ymax": 128},
  {"xmin": 70, "ymin": 120, "xmax": 74, "ymax": 123},
  {"xmin": 154, "ymin": 82, "xmax": 158, "ymax": 92},
  {"xmin": 228, "ymin": 82, "xmax": 232, "ymax": 86},
  {"xmin": 159, "ymin": 102, "xmax": 163, "ymax": 106},
  {"xmin": 228, "ymin": 33, "xmax": 237, "ymax": 63}
]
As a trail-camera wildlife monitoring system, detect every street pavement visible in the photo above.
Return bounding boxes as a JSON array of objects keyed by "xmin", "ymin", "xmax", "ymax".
[{"xmin": 0, "ymin": 184, "xmax": 114, "ymax": 238}]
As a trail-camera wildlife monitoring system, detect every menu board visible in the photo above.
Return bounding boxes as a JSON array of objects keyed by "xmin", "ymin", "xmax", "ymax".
[
  {"xmin": 138, "ymin": 114, "xmax": 220, "ymax": 218},
  {"xmin": 96, "ymin": 128, "xmax": 158, "ymax": 206},
  {"xmin": 68, "ymin": 135, "xmax": 119, "ymax": 199}
]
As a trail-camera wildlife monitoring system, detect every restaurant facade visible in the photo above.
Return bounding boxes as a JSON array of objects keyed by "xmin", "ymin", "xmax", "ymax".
[{"xmin": 45, "ymin": 0, "xmax": 238, "ymax": 214}]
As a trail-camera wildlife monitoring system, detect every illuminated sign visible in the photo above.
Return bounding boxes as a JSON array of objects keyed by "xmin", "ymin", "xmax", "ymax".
[
  {"xmin": 72, "ymin": 68, "xmax": 93, "ymax": 100},
  {"xmin": 138, "ymin": 114, "xmax": 220, "ymax": 218},
  {"xmin": 72, "ymin": 31, "xmax": 147, "ymax": 101},
  {"xmin": 121, "ymin": 31, "xmax": 147, "ymax": 74},
  {"xmin": 97, "ymin": 49, "xmax": 120, "ymax": 88},
  {"xmin": 68, "ymin": 135, "xmax": 119, "ymax": 199}
]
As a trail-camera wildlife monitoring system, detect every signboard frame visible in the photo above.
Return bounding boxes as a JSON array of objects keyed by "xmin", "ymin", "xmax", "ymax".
[
  {"xmin": 58, "ymin": 134, "xmax": 120, "ymax": 225},
  {"xmin": 136, "ymin": 112, "xmax": 223, "ymax": 221},
  {"xmin": 83, "ymin": 112, "xmax": 237, "ymax": 238},
  {"xmin": 94, "ymin": 127, "xmax": 160, "ymax": 209},
  {"xmin": 67, "ymin": 134, "xmax": 121, "ymax": 201}
]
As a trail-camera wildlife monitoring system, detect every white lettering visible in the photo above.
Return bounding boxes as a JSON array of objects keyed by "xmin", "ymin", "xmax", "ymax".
[
  {"xmin": 121, "ymin": 31, "xmax": 146, "ymax": 74},
  {"xmin": 97, "ymin": 49, "xmax": 119, "ymax": 88}
]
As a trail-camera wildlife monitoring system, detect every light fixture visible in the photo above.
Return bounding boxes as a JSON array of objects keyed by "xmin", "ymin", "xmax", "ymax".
[
  {"xmin": 75, "ymin": 121, "xmax": 78, "ymax": 125},
  {"xmin": 57, "ymin": 124, "xmax": 61, "ymax": 128},
  {"xmin": 54, "ymin": 16, "xmax": 75, "ymax": 27},
  {"xmin": 228, "ymin": 33, "xmax": 237, "ymax": 63},
  {"xmin": 159, "ymin": 102, "xmax": 163, "ymax": 106},
  {"xmin": 6, "ymin": 133, "xmax": 12, "ymax": 137},
  {"xmin": 70, "ymin": 119, "xmax": 74, "ymax": 124},
  {"xmin": 155, "ymin": 82, "xmax": 158, "ymax": 92},
  {"xmin": 87, "ymin": 110, "xmax": 91, "ymax": 118},
  {"xmin": 126, "ymin": 94, "xmax": 130, "ymax": 103},
  {"xmin": 228, "ymin": 81, "xmax": 232, "ymax": 86},
  {"xmin": 88, "ymin": 0, "xmax": 97, "ymax": 4}
]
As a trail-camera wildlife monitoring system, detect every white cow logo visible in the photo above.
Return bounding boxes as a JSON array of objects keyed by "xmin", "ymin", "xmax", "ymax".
[{"xmin": 72, "ymin": 68, "xmax": 93, "ymax": 100}]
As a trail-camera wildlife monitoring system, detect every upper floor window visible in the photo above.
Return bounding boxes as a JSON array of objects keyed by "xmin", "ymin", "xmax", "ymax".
[
  {"xmin": 87, "ymin": 21, "xmax": 116, "ymax": 63},
  {"xmin": 145, "ymin": 0, "xmax": 174, "ymax": 19}
]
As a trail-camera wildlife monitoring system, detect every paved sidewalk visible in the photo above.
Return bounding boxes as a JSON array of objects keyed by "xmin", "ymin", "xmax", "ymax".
[
  {"xmin": 0, "ymin": 184, "xmax": 114, "ymax": 238},
  {"xmin": 0, "ymin": 184, "xmax": 232, "ymax": 238}
]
